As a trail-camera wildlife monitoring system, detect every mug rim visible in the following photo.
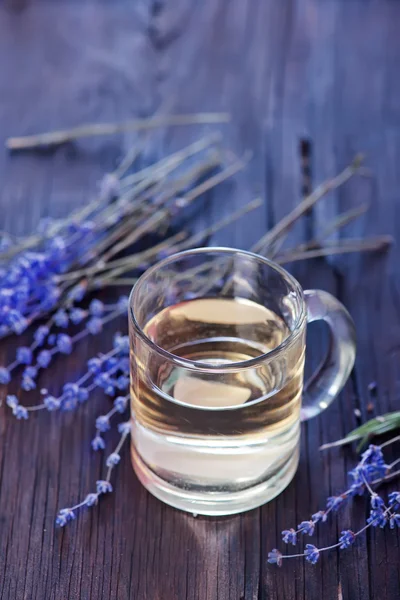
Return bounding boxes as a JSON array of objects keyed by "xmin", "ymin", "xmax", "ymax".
[{"xmin": 129, "ymin": 246, "xmax": 306, "ymax": 372}]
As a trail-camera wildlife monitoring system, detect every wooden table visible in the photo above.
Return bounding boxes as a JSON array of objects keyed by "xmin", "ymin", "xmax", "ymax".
[{"xmin": 1, "ymin": 2, "xmax": 400, "ymax": 599}]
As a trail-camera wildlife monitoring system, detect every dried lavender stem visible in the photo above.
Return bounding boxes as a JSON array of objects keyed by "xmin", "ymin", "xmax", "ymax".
[
  {"xmin": 77, "ymin": 154, "xmax": 220, "ymax": 268},
  {"xmin": 176, "ymin": 198, "xmax": 262, "ymax": 251},
  {"xmin": 6, "ymin": 113, "xmax": 230, "ymax": 151},
  {"xmin": 89, "ymin": 200, "xmax": 260, "ymax": 288},
  {"xmin": 112, "ymin": 145, "xmax": 141, "ymax": 179},
  {"xmin": 0, "ymin": 148, "xmax": 141, "ymax": 260},
  {"xmin": 251, "ymin": 155, "xmax": 364, "ymax": 254},
  {"xmin": 97, "ymin": 155, "xmax": 227, "ymax": 265},
  {"xmin": 91, "ymin": 278, "xmax": 138, "ymax": 288},
  {"xmin": 57, "ymin": 231, "xmax": 187, "ymax": 282},
  {"xmin": 105, "ymin": 196, "xmax": 259, "ymax": 275},
  {"xmin": 119, "ymin": 133, "xmax": 221, "ymax": 188},
  {"xmin": 275, "ymin": 236, "xmax": 392, "ymax": 264},
  {"xmin": 182, "ymin": 152, "xmax": 250, "ymax": 202},
  {"xmin": 318, "ymin": 203, "xmax": 369, "ymax": 241},
  {"xmin": 105, "ymin": 152, "xmax": 245, "ymax": 262},
  {"xmin": 270, "ymin": 203, "xmax": 370, "ymax": 258}
]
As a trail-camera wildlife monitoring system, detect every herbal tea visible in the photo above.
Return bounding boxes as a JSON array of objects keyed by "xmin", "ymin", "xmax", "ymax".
[{"xmin": 130, "ymin": 297, "xmax": 305, "ymax": 512}]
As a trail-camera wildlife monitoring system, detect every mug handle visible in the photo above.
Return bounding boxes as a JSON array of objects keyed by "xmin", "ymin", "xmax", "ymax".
[{"xmin": 301, "ymin": 290, "xmax": 356, "ymax": 421}]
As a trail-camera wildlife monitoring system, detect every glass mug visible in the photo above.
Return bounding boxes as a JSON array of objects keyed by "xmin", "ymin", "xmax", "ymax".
[{"xmin": 129, "ymin": 248, "xmax": 356, "ymax": 515}]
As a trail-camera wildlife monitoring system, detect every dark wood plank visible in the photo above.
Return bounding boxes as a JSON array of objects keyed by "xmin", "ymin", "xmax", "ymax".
[{"xmin": 1, "ymin": 1, "xmax": 400, "ymax": 599}]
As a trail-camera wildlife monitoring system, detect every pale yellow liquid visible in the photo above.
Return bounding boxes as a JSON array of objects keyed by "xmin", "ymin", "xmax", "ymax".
[{"xmin": 130, "ymin": 297, "xmax": 304, "ymax": 512}]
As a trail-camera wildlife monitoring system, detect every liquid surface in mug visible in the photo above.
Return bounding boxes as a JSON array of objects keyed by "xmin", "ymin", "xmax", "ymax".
[{"xmin": 130, "ymin": 297, "xmax": 304, "ymax": 495}]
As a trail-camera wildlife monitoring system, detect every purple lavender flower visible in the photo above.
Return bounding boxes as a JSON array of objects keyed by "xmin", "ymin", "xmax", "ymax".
[
  {"xmin": 7, "ymin": 309, "xmax": 28, "ymax": 334},
  {"xmin": 63, "ymin": 383, "xmax": 79, "ymax": 400},
  {"xmin": 361, "ymin": 445, "xmax": 384, "ymax": 465},
  {"xmin": 91, "ymin": 435, "xmax": 106, "ymax": 451},
  {"xmin": 88, "ymin": 357, "xmax": 102, "ymax": 374},
  {"xmin": 34, "ymin": 326, "xmax": 49, "ymax": 346},
  {"xmin": 388, "ymin": 492, "xmax": 400, "ymax": 509},
  {"xmin": 37, "ymin": 350, "xmax": 52, "ymax": 368},
  {"xmin": 77, "ymin": 388, "xmax": 89, "ymax": 403},
  {"xmin": 114, "ymin": 396, "xmax": 128, "ymax": 414},
  {"xmin": 14, "ymin": 405, "xmax": 28, "ymax": 420},
  {"xmin": 85, "ymin": 493, "xmax": 98, "ymax": 507},
  {"xmin": 22, "ymin": 374, "xmax": 36, "ymax": 391},
  {"xmin": 94, "ymin": 373, "xmax": 114, "ymax": 396},
  {"xmin": 6, "ymin": 395, "xmax": 18, "ymax": 408},
  {"xmin": 0, "ymin": 367, "xmax": 10, "ymax": 384},
  {"xmin": 89, "ymin": 299, "xmax": 104, "ymax": 316},
  {"xmin": 44, "ymin": 395, "xmax": 61, "ymax": 411},
  {"xmin": 87, "ymin": 318, "xmax": 103, "ymax": 335},
  {"xmin": 62, "ymin": 396, "xmax": 78, "ymax": 412},
  {"xmin": 389, "ymin": 514, "xmax": 400, "ymax": 529},
  {"xmin": 70, "ymin": 308, "xmax": 86, "ymax": 325},
  {"xmin": 54, "ymin": 310, "xmax": 69, "ymax": 328},
  {"xmin": 117, "ymin": 296, "xmax": 129, "ymax": 310},
  {"xmin": 57, "ymin": 334, "xmax": 72, "ymax": 354},
  {"xmin": 326, "ymin": 495, "xmax": 345, "ymax": 511},
  {"xmin": 305, "ymin": 544, "xmax": 320, "ymax": 564},
  {"xmin": 67, "ymin": 282, "xmax": 86, "ymax": 303},
  {"xmin": 370, "ymin": 494, "xmax": 385, "ymax": 511},
  {"xmin": 24, "ymin": 366, "xmax": 38, "ymax": 378},
  {"xmin": 316, "ymin": 511, "xmax": 327, "ymax": 523},
  {"xmin": 267, "ymin": 549, "xmax": 283, "ymax": 567},
  {"xmin": 104, "ymin": 357, "xmax": 117, "ymax": 371},
  {"xmin": 118, "ymin": 421, "xmax": 131, "ymax": 435},
  {"xmin": 113, "ymin": 333, "xmax": 129, "ymax": 354},
  {"xmin": 281, "ymin": 529, "xmax": 297, "ymax": 545},
  {"xmin": 298, "ymin": 520, "xmax": 315, "ymax": 536},
  {"xmin": 56, "ymin": 508, "xmax": 76, "ymax": 527},
  {"xmin": 339, "ymin": 530, "xmax": 356, "ymax": 549},
  {"xmin": 96, "ymin": 480, "xmax": 113, "ymax": 494},
  {"xmin": 96, "ymin": 415, "xmax": 110, "ymax": 432},
  {"xmin": 16, "ymin": 346, "xmax": 32, "ymax": 365},
  {"xmin": 368, "ymin": 505, "xmax": 387, "ymax": 528},
  {"xmin": 116, "ymin": 376, "xmax": 129, "ymax": 391},
  {"xmin": 106, "ymin": 453, "xmax": 121, "ymax": 467}
]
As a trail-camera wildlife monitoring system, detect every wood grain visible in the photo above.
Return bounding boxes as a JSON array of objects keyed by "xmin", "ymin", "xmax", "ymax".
[{"xmin": 0, "ymin": 1, "xmax": 400, "ymax": 599}]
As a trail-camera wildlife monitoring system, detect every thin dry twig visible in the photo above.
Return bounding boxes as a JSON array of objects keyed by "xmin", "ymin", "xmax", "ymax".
[
  {"xmin": 276, "ymin": 236, "xmax": 393, "ymax": 264},
  {"xmin": 251, "ymin": 154, "xmax": 365, "ymax": 255},
  {"xmin": 90, "ymin": 198, "xmax": 261, "ymax": 287},
  {"xmin": 175, "ymin": 197, "xmax": 262, "ymax": 251},
  {"xmin": 6, "ymin": 113, "xmax": 230, "ymax": 151}
]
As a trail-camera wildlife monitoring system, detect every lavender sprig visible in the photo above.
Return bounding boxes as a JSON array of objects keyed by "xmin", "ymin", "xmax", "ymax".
[
  {"xmin": 92, "ymin": 394, "xmax": 129, "ymax": 451},
  {"xmin": 56, "ymin": 421, "xmax": 131, "ymax": 527},
  {"xmin": 1, "ymin": 297, "xmax": 128, "ymax": 386},
  {"xmin": 5, "ymin": 332, "xmax": 129, "ymax": 417},
  {"xmin": 269, "ymin": 438, "xmax": 400, "ymax": 566}
]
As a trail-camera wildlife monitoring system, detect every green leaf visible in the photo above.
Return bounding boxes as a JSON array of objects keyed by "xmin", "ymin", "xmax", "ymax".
[{"xmin": 320, "ymin": 411, "xmax": 400, "ymax": 451}]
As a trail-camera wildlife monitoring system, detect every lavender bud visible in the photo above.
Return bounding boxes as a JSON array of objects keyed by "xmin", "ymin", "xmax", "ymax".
[
  {"xmin": 87, "ymin": 318, "xmax": 103, "ymax": 335},
  {"xmin": 54, "ymin": 310, "xmax": 69, "ymax": 328},
  {"xmin": 85, "ymin": 493, "xmax": 98, "ymax": 507},
  {"xmin": 34, "ymin": 326, "xmax": 49, "ymax": 347},
  {"xmin": 57, "ymin": 334, "xmax": 73, "ymax": 355},
  {"xmin": 0, "ymin": 366, "xmax": 11, "ymax": 384},
  {"xmin": 114, "ymin": 396, "xmax": 128, "ymax": 413},
  {"xmin": 89, "ymin": 299, "xmax": 104, "ymax": 317},
  {"xmin": 96, "ymin": 480, "xmax": 113, "ymax": 495},
  {"xmin": 37, "ymin": 350, "xmax": 52, "ymax": 368},
  {"xmin": 16, "ymin": 346, "xmax": 32, "ymax": 365},
  {"xmin": 91, "ymin": 435, "xmax": 106, "ymax": 451},
  {"xmin": 96, "ymin": 415, "xmax": 110, "ymax": 432},
  {"xmin": 106, "ymin": 453, "xmax": 121, "ymax": 467}
]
